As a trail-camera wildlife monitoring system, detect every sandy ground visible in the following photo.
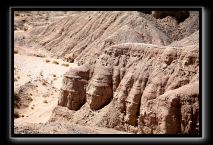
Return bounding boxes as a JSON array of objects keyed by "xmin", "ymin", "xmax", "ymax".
[
  {"xmin": 14, "ymin": 54, "xmax": 77, "ymax": 123},
  {"xmin": 14, "ymin": 54, "xmax": 77, "ymax": 89},
  {"xmin": 14, "ymin": 121, "xmax": 132, "ymax": 134},
  {"xmin": 14, "ymin": 53, "xmax": 132, "ymax": 134}
]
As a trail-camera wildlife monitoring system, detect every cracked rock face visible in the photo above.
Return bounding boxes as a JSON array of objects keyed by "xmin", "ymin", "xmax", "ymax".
[
  {"xmin": 58, "ymin": 64, "xmax": 90, "ymax": 110},
  {"xmin": 87, "ymin": 65, "xmax": 113, "ymax": 110},
  {"xmin": 58, "ymin": 41, "xmax": 199, "ymax": 134},
  {"xmin": 54, "ymin": 11, "xmax": 199, "ymax": 134},
  {"xmin": 138, "ymin": 81, "xmax": 199, "ymax": 134},
  {"xmin": 58, "ymin": 63, "xmax": 114, "ymax": 111}
]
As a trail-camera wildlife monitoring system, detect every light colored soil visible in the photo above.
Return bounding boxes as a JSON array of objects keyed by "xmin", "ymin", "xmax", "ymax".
[
  {"xmin": 14, "ymin": 53, "xmax": 77, "ymax": 123},
  {"xmin": 14, "ymin": 122, "xmax": 132, "ymax": 134},
  {"xmin": 14, "ymin": 53, "xmax": 128, "ymax": 134},
  {"xmin": 14, "ymin": 54, "xmax": 77, "ymax": 90}
]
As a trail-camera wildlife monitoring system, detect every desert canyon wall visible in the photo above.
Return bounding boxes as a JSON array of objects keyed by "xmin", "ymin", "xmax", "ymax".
[{"xmin": 14, "ymin": 11, "xmax": 199, "ymax": 134}]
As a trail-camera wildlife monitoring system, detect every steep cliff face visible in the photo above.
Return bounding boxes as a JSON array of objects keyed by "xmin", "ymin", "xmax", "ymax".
[
  {"xmin": 138, "ymin": 81, "xmax": 199, "ymax": 134},
  {"xmin": 58, "ymin": 37, "xmax": 199, "ymax": 134},
  {"xmin": 86, "ymin": 65, "xmax": 113, "ymax": 110},
  {"xmin": 58, "ymin": 64, "xmax": 90, "ymax": 110}
]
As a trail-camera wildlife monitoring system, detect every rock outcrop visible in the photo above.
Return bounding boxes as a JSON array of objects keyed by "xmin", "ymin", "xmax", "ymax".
[
  {"xmin": 138, "ymin": 81, "xmax": 199, "ymax": 134},
  {"xmin": 87, "ymin": 64, "xmax": 113, "ymax": 110},
  {"xmin": 58, "ymin": 64, "xmax": 90, "ymax": 110},
  {"xmin": 58, "ymin": 40, "xmax": 199, "ymax": 134}
]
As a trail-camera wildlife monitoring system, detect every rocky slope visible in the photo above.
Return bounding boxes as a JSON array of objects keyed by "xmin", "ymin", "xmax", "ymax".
[
  {"xmin": 56, "ymin": 41, "xmax": 199, "ymax": 134},
  {"xmin": 26, "ymin": 11, "xmax": 198, "ymax": 62},
  {"xmin": 14, "ymin": 11, "xmax": 199, "ymax": 134}
]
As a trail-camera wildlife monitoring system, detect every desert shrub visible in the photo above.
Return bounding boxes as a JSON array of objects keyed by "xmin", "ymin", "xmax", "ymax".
[
  {"xmin": 52, "ymin": 60, "xmax": 59, "ymax": 65},
  {"xmin": 42, "ymin": 82, "xmax": 46, "ymax": 85},
  {"xmin": 45, "ymin": 59, "xmax": 50, "ymax": 63},
  {"xmin": 23, "ymin": 27, "xmax": 28, "ymax": 31},
  {"xmin": 34, "ymin": 53, "xmax": 45, "ymax": 58},
  {"xmin": 28, "ymin": 97, "xmax": 33, "ymax": 101},
  {"xmin": 43, "ymin": 100, "xmax": 48, "ymax": 103},
  {"xmin": 61, "ymin": 63, "xmax": 69, "ymax": 67}
]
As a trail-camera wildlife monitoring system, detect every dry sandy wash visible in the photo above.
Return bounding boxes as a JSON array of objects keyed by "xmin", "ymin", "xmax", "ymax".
[{"xmin": 14, "ymin": 11, "xmax": 199, "ymax": 134}]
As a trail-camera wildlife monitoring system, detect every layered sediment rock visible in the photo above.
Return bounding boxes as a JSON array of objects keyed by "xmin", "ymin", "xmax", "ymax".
[
  {"xmin": 138, "ymin": 81, "xmax": 199, "ymax": 134},
  {"xmin": 27, "ymin": 11, "xmax": 198, "ymax": 64},
  {"xmin": 54, "ymin": 11, "xmax": 199, "ymax": 134},
  {"xmin": 58, "ymin": 64, "xmax": 90, "ymax": 110},
  {"xmin": 87, "ymin": 65, "xmax": 113, "ymax": 110},
  {"xmin": 58, "ymin": 39, "xmax": 199, "ymax": 134}
]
